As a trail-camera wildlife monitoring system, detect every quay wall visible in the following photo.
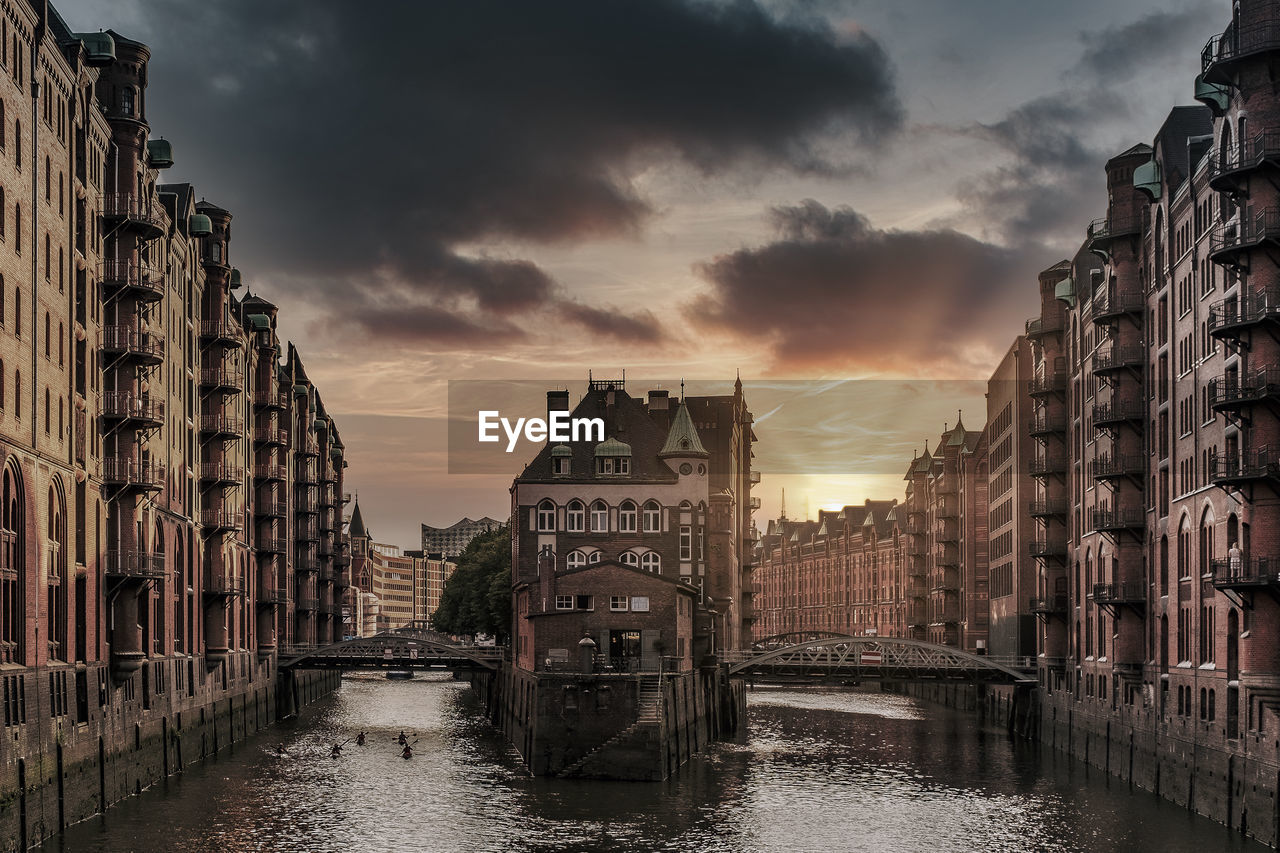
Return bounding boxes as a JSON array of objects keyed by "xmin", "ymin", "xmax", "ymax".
[
  {"xmin": 477, "ymin": 664, "xmax": 744, "ymax": 780},
  {"xmin": 0, "ymin": 657, "xmax": 340, "ymax": 852}
]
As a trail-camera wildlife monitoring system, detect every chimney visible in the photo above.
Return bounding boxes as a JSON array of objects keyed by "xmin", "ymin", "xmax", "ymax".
[
  {"xmin": 547, "ymin": 390, "xmax": 570, "ymax": 442},
  {"xmin": 648, "ymin": 389, "xmax": 670, "ymax": 431}
]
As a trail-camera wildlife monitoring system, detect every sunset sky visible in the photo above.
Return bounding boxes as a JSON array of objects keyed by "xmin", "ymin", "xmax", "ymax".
[{"xmin": 59, "ymin": 0, "xmax": 1222, "ymax": 548}]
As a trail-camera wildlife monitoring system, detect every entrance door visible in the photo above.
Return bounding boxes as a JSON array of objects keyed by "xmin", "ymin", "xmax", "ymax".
[{"xmin": 609, "ymin": 630, "xmax": 642, "ymax": 671}]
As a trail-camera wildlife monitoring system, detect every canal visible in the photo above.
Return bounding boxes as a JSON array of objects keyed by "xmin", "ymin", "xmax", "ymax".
[{"xmin": 42, "ymin": 675, "xmax": 1271, "ymax": 852}]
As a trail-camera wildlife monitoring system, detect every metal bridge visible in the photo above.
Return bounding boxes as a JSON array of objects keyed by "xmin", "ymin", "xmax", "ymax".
[
  {"xmin": 279, "ymin": 628, "xmax": 503, "ymax": 672},
  {"xmin": 721, "ymin": 634, "xmax": 1037, "ymax": 685}
]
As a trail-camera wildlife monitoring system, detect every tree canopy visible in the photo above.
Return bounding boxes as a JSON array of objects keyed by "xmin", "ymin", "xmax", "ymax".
[{"xmin": 431, "ymin": 524, "xmax": 511, "ymax": 641}]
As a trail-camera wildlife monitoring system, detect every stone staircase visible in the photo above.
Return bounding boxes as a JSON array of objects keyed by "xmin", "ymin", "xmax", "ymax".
[{"xmin": 557, "ymin": 677, "xmax": 664, "ymax": 779}]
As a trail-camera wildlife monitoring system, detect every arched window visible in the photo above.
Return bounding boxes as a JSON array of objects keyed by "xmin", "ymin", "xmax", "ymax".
[
  {"xmin": 619, "ymin": 500, "xmax": 637, "ymax": 533},
  {"xmin": 588, "ymin": 550, "xmax": 602, "ymax": 564},
  {"xmin": 621, "ymin": 551, "xmax": 639, "ymax": 567},
  {"xmin": 536, "ymin": 500, "xmax": 555, "ymax": 532},
  {"xmin": 590, "ymin": 500, "xmax": 608, "ymax": 532},
  {"xmin": 0, "ymin": 462, "xmax": 22, "ymax": 663},
  {"xmin": 566, "ymin": 500, "xmax": 584, "ymax": 533},
  {"xmin": 642, "ymin": 501, "xmax": 660, "ymax": 533},
  {"xmin": 566, "ymin": 550, "xmax": 586, "ymax": 570},
  {"xmin": 641, "ymin": 552, "xmax": 660, "ymax": 573}
]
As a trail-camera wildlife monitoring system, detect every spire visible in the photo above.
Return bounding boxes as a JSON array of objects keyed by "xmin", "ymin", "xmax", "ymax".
[
  {"xmin": 659, "ymin": 401, "xmax": 708, "ymax": 458},
  {"xmin": 349, "ymin": 499, "xmax": 368, "ymax": 539},
  {"xmin": 780, "ymin": 487, "xmax": 786, "ymax": 520}
]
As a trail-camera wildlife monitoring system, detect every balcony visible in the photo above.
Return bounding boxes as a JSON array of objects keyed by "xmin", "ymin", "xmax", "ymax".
[
  {"xmin": 254, "ymin": 427, "xmax": 288, "ymax": 447},
  {"xmin": 254, "ymin": 463, "xmax": 288, "ymax": 482},
  {"xmin": 296, "ymin": 598, "xmax": 319, "ymax": 612},
  {"xmin": 749, "ymin": 470, "xmax": 761, "ymax": 485},
  {"xmin": 204, "ymin": 574, "xmax": 245, "ymax": 598},
  {"xmin": 101, "ymin": 326, "xmax": 164, "ymax": 365},
  {"xmin": 257, "ymin": 589, "xmax": 287, "ymax": 607},
  {"xmin": 297, "ymin": 440, "xmax": 320, "ymax": 458},
  {"xmin": 1092, "ymin": 507, "xmax": 1145, "ymax": 533},
  {"xmin": 296, "ymin": 495, "xmax": 319, "ymax": 515},
  {"xmin": 320, "ymin": 468, "xmax": 339, "ymax": 485},
  {"xmin": 1209, "ymin": 130, "xmax": 1280, "ymax": 194},
  {"xmin": 1029, "ymin": 499, "xmax": 1068, "ymax": 518},
  {"xmin": 1092, "ymin": 399, "xmax": 1145, "ymax": 428},
  {"xmin": 1210, "ymin": 447, "xmax": 1280, "ymax": 487},
  {"xmin": 1086, "ymin": 215, "xmax": 1141, "ymax": 255},
  {"xmin": 100, "ymin": 391, "xmax": 164, "ymax": 427},
  {"xmin": 931, "ymin": 567, "xmax": 959, "ymax": 591},
  {"xmin": 930, "ymin": 607, "xmax": 960, "ymax": 625},
  {"xmin": 254, "ymin": 388, "xmax": 289, "ymax": 410},
  {"xmin": 1029, "ymin": 540, "xmax": 1067, "ymax": 559},
  {"xmin": 1092, "ymin": 582, "xmax": 1146, "ymax": 607},
  {"xmin": 1202, "ymin": 20, "xmax": 1280, "ymax": 83},
  {"xmin": 1029, "ymin": 594, "xmax": 1068, "ymax": 616},
  {"xmin": 1092, "ymin": 288, "xmax": 1145, "ymax": 324},
  {"xmin": 935, "ymin": 502, "xmax": 958, "ymax": 520},
  {"xmin": 1025, "ymin": 315, "xmax": 1064, "ymax": 340},
  {"xmin": 202, "ymin": 510, "xmax": 242, "ymax": 532},
  {"xmin": 200, "ymin": 368, "xmax": 243, "ymax": 391},
  {"xmin": 200, "ymin": 414, "xmax": 244, "ymax": 438},
  {"xmin": 1092, "ymin": 454, "xmax": 1145, "ymax": 481},
  {"xmin": 199, "ymin": 463, "xmax": 243, "ymax": 485},
  {"xmin": 256, "ymin": 537, "xmax": 287, "ymax": 554},
  {"xmin": 296, "ymin": 554, "xmax": 320, "ymax": 573},
  {"xmin": 1209, "ymin": 368, "xmax": 1280, "ymax": 414},
  {"xmin": 748, "ymin": 496, "xmax": 762, "ymax": 510},
  {"xmin": 1028, "ymin": 413, "xmax": 1066, "ymax": 437},
  {"xmin": 1029, "ymin": 455, "xmax": 1066, "ymax": 476},
  {"xmin": 256, "ymin": 500, "xmax": 287, "ymax": 518},
  {"xmin": 102, "ymin": 192, "xmax": 168, "ymax": 237},
  {"xmin": 1092, "ymin": 345, "xmax": 1144, "ymax": 377},
  {"xmin": 102, "ymin": 458, "xmax": 164, "ymax": 491},
  {"xmin": 1029, "ymin": 372, "xmax": 1067, "ymax": 397},
  {"xmin": 1210, "ymin": 555, "xmax": 1280, "ymax": 591},
  {"xmin": 100, "ymin": 260, "xmax": 164, "ymax": 302},
  {"xmin": 104, "ymin": 549, "xmax": 164, "ymax": 579},
  {"xmin": 1209, "ymin": 289, "xmax": 1280, "ymax": 338},
  {"xmin": 1209, "ymin": 208, "xmax": 1280, "ymax": 266},
  {"xmin": 199, "ymin": 320, "xmax": 243, "ymax": 347},
  {"xmin": 297, "ymin": 522, "xmax": 320, "ymax": 542}
]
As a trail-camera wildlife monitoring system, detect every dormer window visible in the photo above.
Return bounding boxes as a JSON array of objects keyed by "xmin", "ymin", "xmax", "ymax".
[
  {"xmin": 551, "ymin": 444, "xmax": 572, "ymax": 476},
  {"xmin": 597, "ymin": 456, "xmax": 630, "ymax": 475},
  {"xmin": 553, "ymin": 457, "xmax": 570, "ymax": 475}
]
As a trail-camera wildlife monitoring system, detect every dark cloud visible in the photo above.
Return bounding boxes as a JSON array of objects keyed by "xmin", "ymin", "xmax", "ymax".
[
  {"xmin": 692, "ymin": 200, "xmax": 1037, "ymax": 372},
  {"xmin": 558, "ymin": 303, "xmax": 666, "ymax": 344},
  {"xmin": 337, "ymin": 303, "xmax": 527, "ymax": 348},
  {"xmin": 97, "ymin": 0, "xmax": 903, "ymax": 346},
  {"xmin": 1071, "ymin": 4, "xmax": 1218, "ymax": 84}
]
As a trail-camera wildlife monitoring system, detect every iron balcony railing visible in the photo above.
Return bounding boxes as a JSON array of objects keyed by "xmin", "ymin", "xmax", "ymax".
[
  {"xmin": 100, "ymin": 391, "xmax": 164, "ymax": 424},
  {"xmin": 254, "ymin": 388, "xmax": 289, "ymax": 410},
  {"xmin": 1210, "ymin": 556, "xmax": 1280, "ymax": 589},
  {"xmin": 1210, "ymin": 447, "xmax": 1280, "ymax": 484},
  {"xmin": 1086, "ymin": 215, "xmax": 1141, "ymax": 247},
  {"xmin": 1092, "ymin": 287, "xmax": 1145, "ymax": 321},
  {"xmin": 1092, "ymin": 345, "xmax": 1145, "ymax": 374},
  {"xmin": 296, "ymin": 598, "xmax": 319, "ymax": 612},
  {"xmin": 256, "ymin": 500, "xmax": 287, "ymax": 518},
  {"xmin": 100, "ymin": 260, "xmax": 165, "ymax": 299},
  {"xmin": 1209, "ymin": 208, "xmax": 1280, "ymax": 259},
  {"xmin": 1092, "ymin": 508, "xmax": 1145, "ymax": 531},
  {"xmin": 256, "ymin": 537, "xmax": 287, "ymax": 554},
  {"xmin": 102, "ymin": 458, "xmax": 164, "ymax": 490},
  {"xmin": 200, "ymin": 367, "xmax": 244, "ymax": 391},
  {"xmin": 1029, "ymin": 455, "xmax": 1067, "ymax": 476},
  {"xmin": 1029, "ymin": 372, "xmax": 1067, "ymax": 396},
  {"xmin": 1025, "ymin": 316, "xmax": 1064, "ymax": 338},
  {"xmin": 1029, "ymin": 595, "xmax": 1068, "ymax": 615},
  {"xmin": 254, "ymin": 427, "xmax": 288, "ymax": 446},
  {"xmin": 1091, "ymin": 399, "xmax": 1145, "ymax": 426},
  {"xmin": 1209, "ymin": 130, "xmax": 1280, "ymax": 189},
  {"xmin": 199, "ymin": 321, "xmax": 243, "ymax": 345},
  {"xmin": 1208, "ymin": 368, "xmax": 1280, "ymax": 411},
  {"xmin": 254, "ymin": 463, "xmax": 288, "ymax": 481},
  {"xmin": 105, "ymin": 549, "xmax": 165, "ymax": 578},
  {"xmin": 101, "ymin": 326, "xmax": 164, "ymax": 362},
  {"xmin": 202, "ymin": 510, "xmax": 242, "ymax": 531},
  {"xmin": 1209, "ymin": 289, "xmax": 1280, "ymax": 336},
  {"xmin": 102, "ymin": 192, "xmax": 168, "ymax": 233},
  {"xmin": 199, "ymin": 463, "xmax": 243, "ymax": 484},
  {"xmin": 1203, "ymin": 19, "xmax": 1280, "ymax": 77},
  {"xmin": 1028, "ymin": 413, "xmax": 1067, "ymax": 435},
  {"xmin": 204, "ymin": 574, "xmax": 245, "ymax": 596},
  {"xmin": 1092, "ymin": 582, "xmax": 1146, "ymax": 605},
  {"xmin": 1029, "ymin": 540, "xmax": 1067, "ymax": 558},
  {"xmin": 1029, "ymin": 499, "xmax": 1068, "ymax": 517},
  {"xmin": 200, "ymin": 414, "xmax": 244, "ymax": 437},
  {"xmin": 1092, "ymin": 454, "xmax": 1145, "ymax": 479}
]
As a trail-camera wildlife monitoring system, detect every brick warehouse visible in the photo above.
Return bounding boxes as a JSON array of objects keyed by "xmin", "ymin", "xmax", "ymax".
[
  {"xmin": 495, "ymin": 378, "xmax": 751, "ymax": 778},
  {"xmin": 0, "ymin": 4, "xmax": 350, "ymax": 849}
]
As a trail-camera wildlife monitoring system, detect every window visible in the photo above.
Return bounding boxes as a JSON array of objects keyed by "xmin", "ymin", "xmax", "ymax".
[
  {"xmin": 621, "ymin": 551, "xmax": 639, "ymax": 567},
  {"xmin": 642, "ymin": 501, "xmax": 660, "ymax": 532},
  {"xmin": 630, "ymin": 596, "xmax": 650, "ymax": 613},
  {"xmin": 619, "ymin": 500, "xmax": 637, "ymax": 533},
  {"xmin": 552, "ymin": 455, "xmax": 570, "ymax": 475},
  {"xmin": 555, "ymin": 595, "xmax": 573, "ymax": 610},
  {"xmin": 641, "ymin": 552, "xmax": 660, "ymax": 573},
  {"xmin": 680, "ymin": 526, "xmax": 692, "ymax": 561},
  {"xmin": 588, "ymin": 550, "xmax": 602, "ymax": 564},
  {"xmin": 590, "ymin": 500, "xmax": 608, "ymax": 532},
  {"xmin": 121, "ymin": 88, "xmax": 134, "ymax": 115},
  {"xmin": 566, "ymin": 500, "xmax": 584, "ymax": 532},
  {"xmin": 574, "ymin": 595, "xmax": 593, "ymax": 611},
  {"xmin": 566, "ymin": 550, "xmax": 586, "ymax": 570},
  {"xmin": 536, "ymin": 500, "xmax": 555, "ymax": 532},
  {"xmin": 610, "ymin": 596, "xmax": 628, "ymax": 612}
]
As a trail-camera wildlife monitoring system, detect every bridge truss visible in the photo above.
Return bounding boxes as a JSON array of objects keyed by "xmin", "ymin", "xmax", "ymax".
[{"xmin": 279, "ymin": 628, "xmax": 503, "ymax": 672}]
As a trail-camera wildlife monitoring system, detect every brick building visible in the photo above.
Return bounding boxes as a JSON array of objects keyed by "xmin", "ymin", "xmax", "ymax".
[
  {"xmin": 754, "ymin": 501, "xmax": 904, "ymax": 640},
  {"xmin": 0, "ymin": 8, "xmax": 350, "ymax": 845}
]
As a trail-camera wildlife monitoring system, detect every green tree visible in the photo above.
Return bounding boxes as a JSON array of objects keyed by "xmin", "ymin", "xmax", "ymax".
[{"xmin": 433, "ymin": 524, "xmax": 511, "ymax": 642}]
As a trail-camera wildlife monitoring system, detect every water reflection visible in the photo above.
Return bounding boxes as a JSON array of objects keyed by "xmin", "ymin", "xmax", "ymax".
[{"xmin": 43, "ymin": 676, "xmax": 1269, "ymax": 853}]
